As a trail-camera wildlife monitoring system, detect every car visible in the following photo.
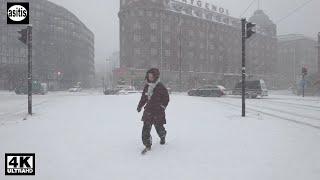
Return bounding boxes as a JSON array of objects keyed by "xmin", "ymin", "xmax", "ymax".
[
  {"xmin": 188, "ymin": 85, "xmax": 225, "ymax": 97},
  {"xmin": 216, "ymin": 85, "xmax": 226, "ymax": 95},
  {"xmin": 15, "ymin": 81, "xmax": 48, "ymax": 95},
  {"xmin": 232, "ymin": 79, "xmax": 268, "ymax": 98},
  {"xmin": 117, "ymin": 85, "xmax": 138, "ymax": 95},
  {"xmin": 103, "ymin": 88, "xmax": 120, "ymax": 95},
  {"xmin": 40, "ymin": 83, "xmax": 48, "ymax": 94},
  {"xmin": 69, "ymin": 86, "xmax": 82, "ymax": 92}
]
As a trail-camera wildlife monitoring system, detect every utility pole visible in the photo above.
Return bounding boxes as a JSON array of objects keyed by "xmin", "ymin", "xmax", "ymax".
[{"xmin": 241, "ymin": 18, "xmax": 256, "ymax": 117}]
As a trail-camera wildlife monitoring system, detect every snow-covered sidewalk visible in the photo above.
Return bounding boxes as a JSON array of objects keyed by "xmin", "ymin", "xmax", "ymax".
[{"xmin": 0, "ymin": 92, "xmax": 319, "ymax": 180}]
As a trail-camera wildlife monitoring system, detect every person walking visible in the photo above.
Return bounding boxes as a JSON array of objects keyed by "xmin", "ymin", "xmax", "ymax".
[{"xmin": 137, "ymin": 68, "xmax": 170, "ymax": 154}]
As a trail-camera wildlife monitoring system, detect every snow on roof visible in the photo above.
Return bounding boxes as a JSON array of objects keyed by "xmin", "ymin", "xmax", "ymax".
[{"xmin": 278, "ymin": 34, "xmax": 316, "ymax": 42}]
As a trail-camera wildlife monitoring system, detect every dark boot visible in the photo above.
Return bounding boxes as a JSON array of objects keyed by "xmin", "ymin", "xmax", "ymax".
[
  {"xmin": 160, "ymin": 137, "xmax": 166, "ymax": 145},
  {"xmin": 141, "ymin": 146, "xmax": 151, "ymax": 154},
  {"xmin": 155, "ymin": 124, "xmax": 167, "ymax": 145}
]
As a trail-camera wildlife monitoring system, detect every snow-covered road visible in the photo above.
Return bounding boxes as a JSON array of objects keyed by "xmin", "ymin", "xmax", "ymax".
[{"xmin": 1, "ymin": 90, "xmax": 320, "ymax": 180}]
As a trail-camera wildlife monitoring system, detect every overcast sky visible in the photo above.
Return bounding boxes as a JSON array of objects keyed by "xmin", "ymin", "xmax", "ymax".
[{"xmin": 49, "ymin": 0, "xmax": 320, "ymax": 65}]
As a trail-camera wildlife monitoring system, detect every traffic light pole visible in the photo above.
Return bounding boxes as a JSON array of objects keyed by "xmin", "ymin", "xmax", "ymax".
[
  {"xmin": 241, "ymin": 19, "xmax": 246, "ymax": 117},
  {"xmin": 27, "ymin": 25, "xmax": 32, "ymax": 115}
]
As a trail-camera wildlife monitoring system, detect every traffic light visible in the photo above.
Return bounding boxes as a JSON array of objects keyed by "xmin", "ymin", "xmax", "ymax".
[
  {"xmin": 18, "ymin": 27, "xmax": 28, "ymax": 45},
  {"xmin": 302, "ymin": 66, "xmax": 308, "ymax": 76},
  {"xmin": 246, "ymin": 22, "xmax": 256, "ymax": 39}
]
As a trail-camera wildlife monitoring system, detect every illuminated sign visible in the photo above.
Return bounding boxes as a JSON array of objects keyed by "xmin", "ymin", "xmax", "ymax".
[{"xmin": 176, "ymin": 0, "xmax": 230, "ymax": 15}]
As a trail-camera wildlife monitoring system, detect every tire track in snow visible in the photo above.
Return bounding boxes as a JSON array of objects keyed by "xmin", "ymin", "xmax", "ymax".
[
  {"xmin": 214, "ymin": 99, "xmax": 320, "ymax": 130},
  {"xmin": 262, "ymin": 99, "xmax": 320, "ymax": 111}
]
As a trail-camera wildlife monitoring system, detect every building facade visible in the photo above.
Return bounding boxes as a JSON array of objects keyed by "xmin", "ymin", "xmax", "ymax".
[
  {"xmin": 278, "ymin": 34, "xmax": 318, "ymax": 88},
  {"xmin": 118, "ymin": 0, "xmax": 277, "ymax": 90},
  {"xmin": 0, "ymin": 0, "xmax": 95, "ymax": 90}
]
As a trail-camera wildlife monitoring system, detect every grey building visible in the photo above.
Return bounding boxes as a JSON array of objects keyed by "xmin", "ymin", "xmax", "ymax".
[
  {"xmin": 118, "ymin": 0, "xmax": 277, "ymax": 90},
  {"xmin": 278, "ymin": 34, "xmax": 318, "ymax": 88},
  {"xmin": 0, "ymin": 0, "xmax": 95, "ymax": 90}
]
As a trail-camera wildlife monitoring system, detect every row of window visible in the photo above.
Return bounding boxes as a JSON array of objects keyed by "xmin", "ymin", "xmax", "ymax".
[
  {"xmin": 131, "ymin": 47, "xmax": 239, "ymax": 60},
  {"xmin": 0, "ymin": 46, "xmax": 26, "ymax": 57},
  {"xmin": 131, "ymin": 33, "xmax": 239, "ymax": 46},
  {"xmin": 120, "ymin": 5, "xmax": 236, "ymax": 28},
  {"xmin": 128, "ymin": 20, "xmax": 239, "ymax": 36},
  {"xmin": 132, "ymin": 60, "xmax": 237, "ymax": 74},
  {"xmin": 0, "ymin": 56, "xmax": 27, "ymax": 64}
]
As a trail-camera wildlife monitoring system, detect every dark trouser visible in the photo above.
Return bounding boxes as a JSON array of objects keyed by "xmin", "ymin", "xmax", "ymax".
[{"xmin": 142, "ymin": 122, "xmax": 167, "ymax": 148}]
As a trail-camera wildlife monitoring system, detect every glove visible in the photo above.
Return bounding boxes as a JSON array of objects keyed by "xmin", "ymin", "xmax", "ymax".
[{"xmin": 137, "ymin": 107, "xmax": 142, "ymax": 113}]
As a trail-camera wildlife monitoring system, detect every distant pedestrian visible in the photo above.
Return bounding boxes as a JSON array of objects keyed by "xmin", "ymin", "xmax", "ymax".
[{"xmin": 137, "ymin": 68, "xmax": 170, "ymax": 154}]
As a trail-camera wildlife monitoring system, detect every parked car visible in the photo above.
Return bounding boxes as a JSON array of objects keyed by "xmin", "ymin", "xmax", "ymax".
[
  {"xmin": 40, "ymin": 83, "xmax": 48, "ymax": 94},
  {"xmin": 117, "ymin": 85, "xmax": 138, "ymax": 95},
  {"xmin": 15, "ymin": 81, "xmax": 48, "ymax": 95},
  {"xmin": 69, "ymin": 86, "xmax": 82, "ymax": 92},
  {"xmin": 188, "ymin": 85, "xmax": 225, "ymax": 97},
  {"xmin": 103, "ymin": 88, "xmax": 119, "ymax": 95},
  {"xmin": 232, "ymin": 79, "xmax": 268, "ymax": 98},
  {"xmin": 216, "ymin": 85, "xmax": 226, "ymax": 95}
]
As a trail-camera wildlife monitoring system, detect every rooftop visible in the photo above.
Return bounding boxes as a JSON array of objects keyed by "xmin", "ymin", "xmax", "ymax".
[{"xmin": 278, "ymin": 34, "xmax": 316, "ymax": 42}]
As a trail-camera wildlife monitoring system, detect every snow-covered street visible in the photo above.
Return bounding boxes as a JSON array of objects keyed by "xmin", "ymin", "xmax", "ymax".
[{"xmin": 1, "ymin": 90, "xmax": 320, "ymax": 180}]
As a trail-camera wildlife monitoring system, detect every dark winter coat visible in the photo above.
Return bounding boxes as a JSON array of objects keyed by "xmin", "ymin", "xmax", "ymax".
[{"xmin": 137, "ymin": 82, "xmax": 169, "ymax": 125}]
